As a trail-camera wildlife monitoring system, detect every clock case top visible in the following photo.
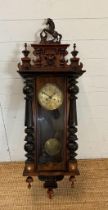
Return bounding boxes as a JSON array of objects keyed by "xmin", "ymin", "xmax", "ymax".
[
  {"xmin": 18, "ymin": 42, "xmax": 85, "ymax": 77},
  {"xmin": 17, "ymin": 19, "xmax": 85, "ymax": 182}
]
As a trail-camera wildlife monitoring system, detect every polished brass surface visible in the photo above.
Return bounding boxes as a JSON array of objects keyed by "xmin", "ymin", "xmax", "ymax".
[
  {"xmin": 38, "ymin": 83, "xmax": 63, "ymax": 110},
  {"xmin": 44, "ymin": 138, "xmax": 61, "ymax": 156}
]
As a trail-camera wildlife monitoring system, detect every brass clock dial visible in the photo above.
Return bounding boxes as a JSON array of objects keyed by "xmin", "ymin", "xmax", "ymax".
[
  {"xmin": 44, "ymin": 138, "xmax": 61, "ymax": 156},
  {"xmin": 38, "ymin": 83, "xmax": 63, "ymax": 110}
]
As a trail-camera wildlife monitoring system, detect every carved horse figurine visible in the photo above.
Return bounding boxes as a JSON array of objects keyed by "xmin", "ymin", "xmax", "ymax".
[{"xmin": 40, "ymin": 18, "xmax": 62, "ymax": 43}]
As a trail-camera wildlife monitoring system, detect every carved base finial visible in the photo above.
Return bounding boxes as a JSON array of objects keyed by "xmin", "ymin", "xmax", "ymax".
[
  {"xmin": 26, "ymin": 176, "xmax": 33, "ymax": 189},
  {"xmin": 43, "ymin": 177, "xmax": 57, "ymax": 198}
]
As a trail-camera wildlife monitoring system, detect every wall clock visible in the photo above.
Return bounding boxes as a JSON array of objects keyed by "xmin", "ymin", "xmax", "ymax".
[{"xmin": 18, "ymin": 18, "xmax": 86, "ymax": 198}]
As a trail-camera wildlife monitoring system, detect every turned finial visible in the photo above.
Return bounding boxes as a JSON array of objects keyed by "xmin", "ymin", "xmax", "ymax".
[
  {"xmin": 73, "ymin": 43, "xmax": 76, "ymax": 51},
  {"xmin": 22, "ymin": 43, "xmax": 30, "ymax": 57},
  {"xmin": 71, "ymin": 43, "xmax": 78, "ymax": 58},
  {"xmin": 24, "ymin": 43, "xmax": 27, "ymax": 50}
]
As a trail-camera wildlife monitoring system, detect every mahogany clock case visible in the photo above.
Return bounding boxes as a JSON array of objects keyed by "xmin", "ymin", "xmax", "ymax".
[{"xmin": 18, "ymin": 18, "xmax": 85, "ymax": 197}]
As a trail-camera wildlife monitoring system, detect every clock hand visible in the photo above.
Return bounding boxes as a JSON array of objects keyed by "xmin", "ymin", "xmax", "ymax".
[
  {"xmin": 50, "ymin": 92, "xmax": 56, "ymax": 98},
  {"xmin": 42, "ymin": 91, "xmax": 51, "ymax": 99}
]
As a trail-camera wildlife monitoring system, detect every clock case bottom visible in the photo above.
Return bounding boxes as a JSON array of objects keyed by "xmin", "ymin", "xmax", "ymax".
[{"xmin": 23, "ymin": 161, "xmax": 80, "ymax": 198}]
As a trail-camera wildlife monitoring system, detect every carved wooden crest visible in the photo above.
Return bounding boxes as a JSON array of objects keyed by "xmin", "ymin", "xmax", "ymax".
[{"xmin": 18, "ymin": 18, "xmax": 85, "ymax": 75}]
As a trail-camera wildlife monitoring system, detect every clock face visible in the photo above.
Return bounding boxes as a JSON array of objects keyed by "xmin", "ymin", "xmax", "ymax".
[{"xmin": 38, "ymin": 83, "xmax": 63, "ymax": 110}]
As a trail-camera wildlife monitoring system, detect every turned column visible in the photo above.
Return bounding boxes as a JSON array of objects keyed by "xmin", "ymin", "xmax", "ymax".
[
  {"xmin": 68, "ymin": 75, "xmax": 79, "ymax": 168},
  {"xmin": 23, "ymin": 78, "xmax": 35, "ymax": 188}
]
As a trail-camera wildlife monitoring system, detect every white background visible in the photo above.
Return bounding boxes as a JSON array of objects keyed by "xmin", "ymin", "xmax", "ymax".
[{"xmin": 0, "ymin": 0, "xmax": 108, "ymax": 161}]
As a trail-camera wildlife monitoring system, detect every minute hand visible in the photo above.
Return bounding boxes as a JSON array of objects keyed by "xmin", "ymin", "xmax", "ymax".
[
  {"xmin": 42, "ymin": 91, "xmax": 51, "ymax": 98},
  {"xmin": 50, "ymin": 92, "xmax": 57, "ymax": 98}
]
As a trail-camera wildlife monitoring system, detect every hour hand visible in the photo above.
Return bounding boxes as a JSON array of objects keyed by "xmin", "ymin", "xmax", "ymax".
[{"xmin": 42, "ymin": 91, "xmax": 50, "ymax": 98}]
